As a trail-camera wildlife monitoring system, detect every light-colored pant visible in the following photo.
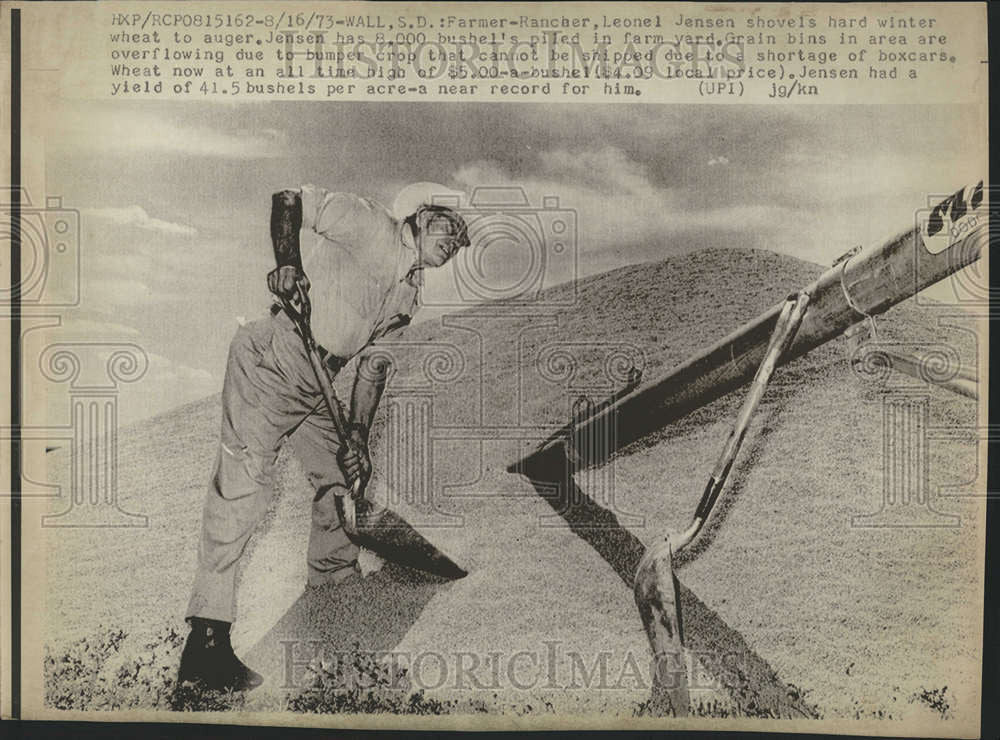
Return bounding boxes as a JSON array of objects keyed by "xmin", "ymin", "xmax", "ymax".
[{"xmin": 186, "ymin": 310, "xmax": 358, "ymax": 624}]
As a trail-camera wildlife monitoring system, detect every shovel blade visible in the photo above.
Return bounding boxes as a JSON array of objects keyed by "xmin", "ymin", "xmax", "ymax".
[
  {"xmin": 634, "ymin": 536, "xmax": 690, "ymax": 717},
  {"xmin": 348, "ymin": 500, "xmax": 468, "ymax": 580}
]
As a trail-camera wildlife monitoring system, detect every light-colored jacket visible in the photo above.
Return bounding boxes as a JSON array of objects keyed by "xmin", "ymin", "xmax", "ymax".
[{"xmin": 298, "ymin": 184, "xmax": 421, "ymax": 360}]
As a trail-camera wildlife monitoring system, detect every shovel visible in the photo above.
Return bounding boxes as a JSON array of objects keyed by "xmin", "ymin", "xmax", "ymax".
[
  {"xmin": 281, "ymin": 281, "xmax": 467, "ymax": 580},
  {"xmin": 633, "ymin": 291, "xmax": 810, "ymax": 716}
]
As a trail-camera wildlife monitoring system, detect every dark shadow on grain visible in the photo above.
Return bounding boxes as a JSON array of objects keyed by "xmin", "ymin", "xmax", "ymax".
[
  {"xmin": 672, "ymin": 398, "xmax": 783, "ymax": 568},
  {"xmin": 243, "ymin": 561, "xmax": 450, "ymax": 684},
  {"xmin": 521, "ymin": 449, "xmax": 819, "ymax": 719}
]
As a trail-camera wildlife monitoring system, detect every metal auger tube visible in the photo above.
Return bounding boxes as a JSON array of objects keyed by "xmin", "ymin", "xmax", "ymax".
[{"xmin": 510, "ymin": 181, "xmax": 989, "ymax": 477}]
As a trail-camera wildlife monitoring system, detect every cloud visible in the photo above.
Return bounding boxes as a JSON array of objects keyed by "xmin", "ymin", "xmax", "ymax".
[
  {"xmin": 146, "ymin": 352, "xmax": 215, "ymax": 384},
  {"xmin": 57, "ymin": 318, "xmax": 142, "ymax": 338},
  {"xmin": 84, "ymin": 233, "xmax": 255, "ymax": 308},
  {"xmin": 83, "ymin": 206, "xmax": 198, "ymax": 236},
  {"xmin": 453, "ymin": 154, "xmax": 797, "ymax": 270},
  {"xmin": 451, "ymin": 131, "xmax": 984, "ymax": 272},
  {"xmin": 88, "ymin": 278, "xmax": 184, "ymax": 306},
  {"xmin": 48, "ymin": 103, "xmax": 287, "ymax": 159},
  {"xmin": 536, "ymin": 146, "xmax": 655, "ymax": 195}
]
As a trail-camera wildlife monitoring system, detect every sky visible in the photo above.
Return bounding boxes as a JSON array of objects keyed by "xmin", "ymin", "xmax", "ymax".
[{"xmin": 40, "ymin": 101, "xmax": 986, "ymax": 425}]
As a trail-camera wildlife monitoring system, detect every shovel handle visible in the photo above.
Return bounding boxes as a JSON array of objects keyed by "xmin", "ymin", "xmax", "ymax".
[
  {"xmin": 674, "ymin": 291, "xmax": 811, "ymax": 552},
  {"xmin": 279, "ymin": 282, "xmax": 367, "ymax": 528},
  {"xmin": 343, "ymin": 479, "xmax": 359, "ymax": 532}
]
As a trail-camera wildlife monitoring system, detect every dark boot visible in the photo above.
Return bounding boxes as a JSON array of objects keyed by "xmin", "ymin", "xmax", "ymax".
[{"xmin": 177, "ymin": 617, "xmax": 263, "ymax": 691}]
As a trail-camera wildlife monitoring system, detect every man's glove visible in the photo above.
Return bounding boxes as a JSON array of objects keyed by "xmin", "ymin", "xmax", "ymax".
[
  {"xmin": 267, "ymin": 265, "xmax": 310, "ymax": 301},
  {"xmin": 338, "ymin": 424, "xmax": 372, "ymax": 496}
]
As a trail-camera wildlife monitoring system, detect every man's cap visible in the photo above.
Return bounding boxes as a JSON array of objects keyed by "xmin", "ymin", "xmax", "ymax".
[{"xmin": 392, "ymin": 182, "xmax": 465, "ymax": 221}]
